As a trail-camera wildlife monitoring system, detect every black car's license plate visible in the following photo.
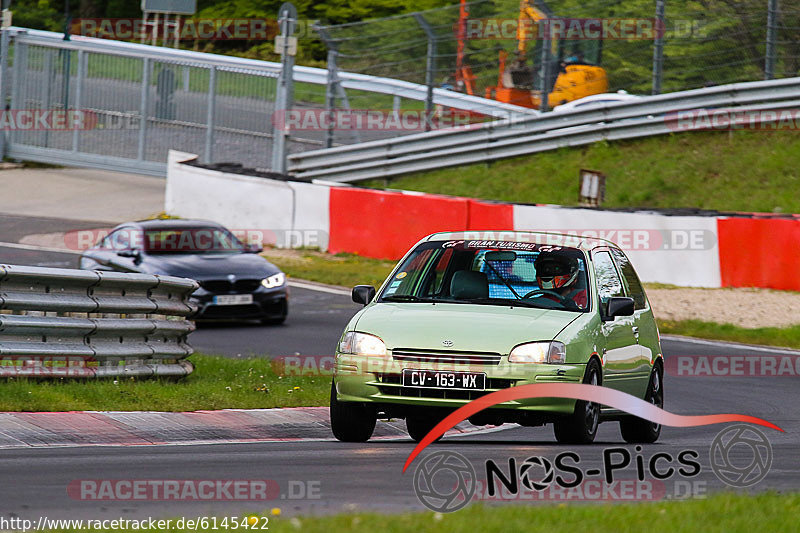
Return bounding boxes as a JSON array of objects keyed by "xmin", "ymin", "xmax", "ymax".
[{"xmin": 401, "ymin": 369, "xmax": 486, "ymax": 390}]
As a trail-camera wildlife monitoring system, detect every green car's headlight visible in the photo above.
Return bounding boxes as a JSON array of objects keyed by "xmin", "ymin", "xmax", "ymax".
[
  {"xmin": 339, "ymin": 332, "xmax": 387, "ymax": 356},
  {"xmin": 509, "ymin": 341, "xmax": 566, "ymax": 364},
  {"xmin": 261, "ymin": 272, "xmax": 286, "ymax": 289}
]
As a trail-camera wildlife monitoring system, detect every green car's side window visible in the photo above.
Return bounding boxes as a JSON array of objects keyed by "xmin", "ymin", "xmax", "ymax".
[
  {"xmin": 611, "ymin": 249, "xmax": 647, "ymax": 310},
  {"xmin": 593, "ymin": 251, "xmax": 624, "ymax": 310},
  {"xmin": 385, "ymin": 248, "xmax": 438, "ymax": 297}
]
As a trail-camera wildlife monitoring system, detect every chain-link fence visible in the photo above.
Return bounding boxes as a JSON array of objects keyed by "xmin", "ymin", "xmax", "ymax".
[
  {"xmin": 313, "ymin": 0, "xmax": 798, "ymax": 146},
  {"xmin": 1, "ymin": 30, "xmax": 303, "ymax": 175}
]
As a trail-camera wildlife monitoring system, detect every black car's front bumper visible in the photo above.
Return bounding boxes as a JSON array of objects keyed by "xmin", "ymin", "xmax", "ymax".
[{"xmin": 189, "ymin": 285, "xmax": 288, "ymax": 320}]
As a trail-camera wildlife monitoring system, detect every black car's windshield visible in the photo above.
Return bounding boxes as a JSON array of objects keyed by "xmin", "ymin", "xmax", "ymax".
[
  {"xmin": 379, "ymin": 239, "xmax": 590, "ymax": 312},
  {"xmin": 143, "ymin": 227, "xmax": 246, "ymax": 254}
]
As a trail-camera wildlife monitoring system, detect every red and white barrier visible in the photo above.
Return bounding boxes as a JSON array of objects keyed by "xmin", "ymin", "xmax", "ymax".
[{"xmin": 166, "ymin": 151, "xmax": 799, "ymax": 290}]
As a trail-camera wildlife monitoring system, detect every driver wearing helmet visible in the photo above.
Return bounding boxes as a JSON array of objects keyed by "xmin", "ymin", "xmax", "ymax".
[{"xmin": 534, "ymin": 252, "xmax": 587, "ymax": 309}]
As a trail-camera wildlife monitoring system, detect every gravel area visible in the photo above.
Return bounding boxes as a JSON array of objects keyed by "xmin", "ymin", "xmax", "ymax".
[{"xmin": 647, "ymin": 287, "xmax": 800, "ymax": 329}]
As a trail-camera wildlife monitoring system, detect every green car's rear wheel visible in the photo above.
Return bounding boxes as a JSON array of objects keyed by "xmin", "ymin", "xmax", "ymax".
[
  {"xmin": 406, "ymin": 414, "xmax": 443, "ymax": 443},
  {"xmin": 620, "ymin": 363, "xmax": 663, "ymax": 444},
  {"xmin": 553, "ymin": 358, "xmax": 601, "ymax": 444},
  {"xmin": 330, "ymin": 381, "xmax": 376, "ymax": 442}
]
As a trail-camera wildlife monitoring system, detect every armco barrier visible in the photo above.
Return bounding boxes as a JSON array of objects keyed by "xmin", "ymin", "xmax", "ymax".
[
  {"xmin": 288, "ymin": 77, "xmax": 800, "ymax": 182},
  {"xmin": 0, "ymin": 264, "xmax": 198, "ymax": 378},
  {"xmin": 166, "ymin": 152, "xmax": 799, "ymax": 290}
]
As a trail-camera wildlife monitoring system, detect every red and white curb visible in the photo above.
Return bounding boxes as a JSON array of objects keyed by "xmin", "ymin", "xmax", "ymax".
[{"xmin": 0, "ymin": 407, "xmax": 510, "ymax": 449}]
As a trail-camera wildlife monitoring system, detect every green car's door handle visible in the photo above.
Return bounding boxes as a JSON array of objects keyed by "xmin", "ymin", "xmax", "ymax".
[{"xmin": 632, "ymin": 326, "xmax": 640, "ymax": 341}]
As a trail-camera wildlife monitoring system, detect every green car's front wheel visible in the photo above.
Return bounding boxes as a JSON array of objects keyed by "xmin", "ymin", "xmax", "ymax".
[
  {"xmin": 620, "ymin": 363, "xmax": 663, "ymax": 444},
  {"xmin": 330, "ymin": 381, "xmax": 376, "ymax": 442},
  {"xmin": 553, "ymin": 358, "xmax": 601, "ymax": 444}
]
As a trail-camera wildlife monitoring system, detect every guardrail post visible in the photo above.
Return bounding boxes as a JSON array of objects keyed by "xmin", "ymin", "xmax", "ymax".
[
  {"xmin": 137, "ymin": 57, "xmax": 150, "ymax": 162},
  {"xmin": 652, "ymin": 0, "xmax": 666, "ymax": 94},
  {"xmin": 42, "ymin": 47, "xmax": 54, "ymax": 149},
  {"xmin": 765, "ymin": 0, "xmax": 779, "ymax": 80},
  {"xmin": 315, "ymin": 25, "xmax": 339, "ymax": 149},
  {"xmin": 72, "ymin": 50, "xmax": 86, "ymax": 152},
  {"xmin": 324, "ymin": 48, "xmax": 337, "ymax": 148},
  {"xmin": 413, "ymin": 13, "xmax": 437, "ymax": 131},
  {"xmin": 539, "ymin": 39, "xmax": 551, "ymax": 112},
  {"xmin": 204, "ymin": 65, "xmax": 216, "ymax": 163},
  {"xmin": 271, "ymin": 2, "xmax": 297, "ymax": 174},
  {"xmin": 0, "ymin": 28, "xmax": 10, "ymax": 158},
  {"xmin": 9, "ymin": 37, "xmax": 26, "ymax": 147}
]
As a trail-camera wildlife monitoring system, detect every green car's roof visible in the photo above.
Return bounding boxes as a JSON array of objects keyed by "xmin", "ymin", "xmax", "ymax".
[{"xmin": 424, "ymin": 230, "xmax": 622, "ymax": 252}]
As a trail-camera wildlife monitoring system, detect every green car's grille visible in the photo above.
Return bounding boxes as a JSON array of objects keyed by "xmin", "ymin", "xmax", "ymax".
[{"xmin": 391, "ymin": 348, "xmax": 502, "ymax": 366}]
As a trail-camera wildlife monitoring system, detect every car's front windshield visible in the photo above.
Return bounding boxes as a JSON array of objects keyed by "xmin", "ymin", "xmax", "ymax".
[
  {"xmin": 143, "ymin": 227, "xmax": 246, "ymax": 254},
  {"xmin": 379, "ymin": 239, "xmax": 590, "ymax": 312}
]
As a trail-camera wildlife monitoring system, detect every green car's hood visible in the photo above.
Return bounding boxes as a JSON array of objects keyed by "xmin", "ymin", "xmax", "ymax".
[{"xmin": 354, "ymin": 302, "xmax": 582, "ymax": 354}]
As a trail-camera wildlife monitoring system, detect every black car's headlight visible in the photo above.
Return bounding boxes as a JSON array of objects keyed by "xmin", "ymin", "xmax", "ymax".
[{"xmin": 261, "ymin": 272, "xmax": 286, "ymax": 289}]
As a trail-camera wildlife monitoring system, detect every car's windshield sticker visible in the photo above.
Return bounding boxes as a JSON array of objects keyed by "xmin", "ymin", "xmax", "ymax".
[{"xmin": 442, "ymin": 240, "xmax": 563, "ymax": 252}]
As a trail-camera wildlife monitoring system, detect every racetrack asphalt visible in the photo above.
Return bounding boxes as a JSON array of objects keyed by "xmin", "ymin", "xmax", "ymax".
[{"xmin": 1, "ymin": 215, "xmax": 798, "ymax": 521}]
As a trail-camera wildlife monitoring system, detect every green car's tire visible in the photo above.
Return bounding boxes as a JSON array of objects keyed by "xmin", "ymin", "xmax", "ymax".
[
  {"xmin": 553, "ymin": 358, "xmax": 602, "ymax": 444},
  {"xmin": 406, "ymin": 415, "xmax": 443, "ymax": 443},
  {"xmin": 620, "ymin": 364, "xmax": 664, "ymax": 444},
  {"xmin": 330, "ymin": 381, "xmax": 376, "ymax": 442}
]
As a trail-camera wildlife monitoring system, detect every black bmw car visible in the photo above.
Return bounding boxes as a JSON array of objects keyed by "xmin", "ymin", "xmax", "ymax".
[{"xmin": 79, "ymin": 219, "xmax": 288, "ymax": 324}]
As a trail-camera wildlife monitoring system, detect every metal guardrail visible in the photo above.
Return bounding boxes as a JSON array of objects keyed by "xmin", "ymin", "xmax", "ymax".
[
  {"xmin": 0, "ymin": 264, "xmax": 198, "ymax": 379},
  {"xmin": 287, "ymin": 77, "xmax": 800, "ymax": 182}
]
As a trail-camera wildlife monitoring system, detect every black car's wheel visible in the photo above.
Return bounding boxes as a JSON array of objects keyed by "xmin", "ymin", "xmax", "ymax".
[
  {"xmin": 554, "ymin": 358, "xmax": 602, "ymax": 444},
  {"xmin": 620, "ymin": 363, "xmax": 664, "ymax": 444},
  {"xmin": 406, "ymin": 414, "xmax": 443, "ymax": 443},
  {"xmin": 330, "ymin": 381, "xmax": 376, "ymax": 442}
]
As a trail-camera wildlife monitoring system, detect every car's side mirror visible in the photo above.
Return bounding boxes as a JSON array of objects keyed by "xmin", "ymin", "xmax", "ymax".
[
  {"xmin": 604, "ymin": 296, "xmax": 635, "ymax": 320},
  {"xmin": 352, "ymin": 285, "xmax": 376, "ymax": 306},
  {"xmin": 117, "ymin": 249, "xmax": 142, "ymax": 263},
  {"xmin": 245, "ymin": 243, "xmax": 264, "ymax": 253}
]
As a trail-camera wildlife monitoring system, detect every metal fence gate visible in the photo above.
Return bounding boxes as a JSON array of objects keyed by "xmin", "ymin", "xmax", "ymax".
[{"xmin": 2, "ymin": 29, "xmax": 280, "ymax": 176}]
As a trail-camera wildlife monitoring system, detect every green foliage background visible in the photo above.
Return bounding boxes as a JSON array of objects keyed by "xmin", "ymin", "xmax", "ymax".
[{"xmin": 11, "ymin": 0, "xmax": 800, "ymax": 94}]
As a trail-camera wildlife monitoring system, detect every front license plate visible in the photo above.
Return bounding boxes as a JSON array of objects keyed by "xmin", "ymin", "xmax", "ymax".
[
  {"xmin": 402, "ymin": 369, "xmax": 486, "ymax": 390},
  {"xmin": 213, "ymin": 294, "xmax": 253, "ymax": 306}
]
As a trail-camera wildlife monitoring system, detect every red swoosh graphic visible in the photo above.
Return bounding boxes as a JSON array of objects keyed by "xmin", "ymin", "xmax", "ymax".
[{"xmin": 402, "ymin": 383, "xmax": 783, "ymax": 473}]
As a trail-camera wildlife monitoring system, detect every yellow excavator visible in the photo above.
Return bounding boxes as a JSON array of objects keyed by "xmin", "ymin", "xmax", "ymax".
[{"xmin": 484, "ymin": 0, "xmax": 609, "ymax": 110}]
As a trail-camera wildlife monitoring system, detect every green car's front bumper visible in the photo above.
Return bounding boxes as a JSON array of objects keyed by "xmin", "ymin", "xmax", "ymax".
[{"xmin": 334, "ymin": 353, "xmax": 587, "ymax": 415}]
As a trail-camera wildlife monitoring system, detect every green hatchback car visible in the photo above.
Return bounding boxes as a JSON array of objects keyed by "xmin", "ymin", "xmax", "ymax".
[{"xmin": 331, "ymin": 231, "xmax": 664, "ymax": 445}]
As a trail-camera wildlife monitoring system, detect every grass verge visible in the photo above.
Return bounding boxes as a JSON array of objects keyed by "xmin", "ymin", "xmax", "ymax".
[
  {"xmin": 361, "ymin": 130, "xmax": 800, "ymax": 214},
  {"xmin": 262, "ymin": 248, "xmax": 396, "ymax": 289},
  {"xmin": 41, "ymin": 492, "xmax": 799, "ymax": 532},
  {"xmin": 265, "ymin": 492, "xmax": 798, "ymax": 533},
  {"xmin": 0, "ymin": 354, "xmax": 328, "ymax": 412}
]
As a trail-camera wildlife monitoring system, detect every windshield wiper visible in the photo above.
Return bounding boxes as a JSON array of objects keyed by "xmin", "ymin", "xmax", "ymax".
[
  {"xmin": 457, "ymin": 297, "xmax": 540, "ymax": 308},
  {"xmin": 381, "ymin": 294, "xmax": 435, "ymax": 303}
]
